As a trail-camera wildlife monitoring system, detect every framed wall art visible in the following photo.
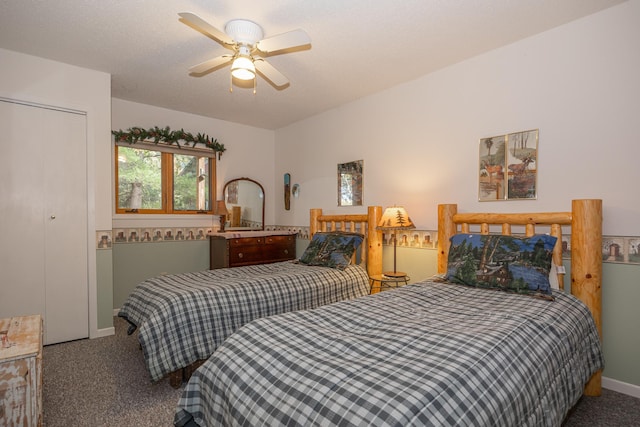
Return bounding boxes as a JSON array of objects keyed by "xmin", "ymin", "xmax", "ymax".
[
  {"xmin": 337, "ymin": 160, "xmax": 363, "ymax": 206},
  {"xmin": 479, "ymin": 129, "xmax": 538, "ymax": 201},
  {"xmin": 225, "ymin": 180, "xmax": 238, "ymax": 204}
]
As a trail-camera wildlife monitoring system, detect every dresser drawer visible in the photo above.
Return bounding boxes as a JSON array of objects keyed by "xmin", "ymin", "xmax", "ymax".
[
  {"xmin": 210, "ymin": 233, "xmax": 296, "ymax": 269},
  {"xmin": 264, "ymin": 235, "xmax": 294, "ymax": 245},
  {"xmin": 264, "ymin": 235, "xmax": 295, "ymax": 260},
  {"xmin": 229, "ymin": 237, "xmax": 264, "ymax": 247},
  {"xmin": 229, "ymin": 245, "xmax": 265, "ymax": 265}
]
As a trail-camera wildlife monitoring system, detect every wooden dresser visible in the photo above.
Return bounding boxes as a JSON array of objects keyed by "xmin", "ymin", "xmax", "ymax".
[
  {"xmin": 0, "ymin": 315, "xmax": 43, "ymax": 427},
  {"xmin": 210, "ymin": 231, "xmax": 297, "ymax": 269}
]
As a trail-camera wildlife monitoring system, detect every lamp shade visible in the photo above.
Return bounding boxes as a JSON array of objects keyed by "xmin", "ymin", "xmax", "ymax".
[
  {"xmin": 230, "ymin": 55, "xmax": 255, "ymax": 80},
  {"xmin": 377, "ymin": 206, "xmax": 415, "ymax": 230},
  {"xmin": 214, "ymin": 200, "xmax": 229, "ymax": 216}
]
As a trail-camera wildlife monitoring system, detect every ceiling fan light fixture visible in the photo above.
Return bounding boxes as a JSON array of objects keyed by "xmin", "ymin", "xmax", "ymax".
[
  {"xmin": 180, "ymin": 13, "xmax": 308, "ymax": 90},
  {"xmin": 230, "ymin": 55, "xmax": 255, "ymax": 80}
]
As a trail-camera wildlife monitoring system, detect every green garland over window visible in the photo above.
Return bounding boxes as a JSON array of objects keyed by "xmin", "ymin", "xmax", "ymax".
[{"xmin": 112, "ymin": 126, "xmax": 226, "ymax": 159}]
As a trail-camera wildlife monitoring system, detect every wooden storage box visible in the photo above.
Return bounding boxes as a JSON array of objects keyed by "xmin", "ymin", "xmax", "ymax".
[{"xmin": 0, "ymin": 315, "xmax": 43, "ymax": 427}]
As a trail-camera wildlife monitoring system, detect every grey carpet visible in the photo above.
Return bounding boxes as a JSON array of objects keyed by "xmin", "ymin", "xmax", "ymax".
[
  {"xmin": 43, "ymin": 317, "xmax": 640, "ymax": 426},
  {"xmin": 564, "ymin": 388, "xmax": 640, "ymax": 426},
  {"xmin": 43, "ymin": 317, "xmax": 182, "ymax": 426}
]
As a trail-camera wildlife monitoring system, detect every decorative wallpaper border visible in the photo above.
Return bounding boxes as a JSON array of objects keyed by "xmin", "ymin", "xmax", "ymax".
[
  {"xmin": 264, "ymin": 226, "xmax": 439, "ymax": 248},
  {"xmin": 96, "ymin": 227, "xmax": 210, "ymax": 249},
  {"xmin": 97, "ymin": 226, "xmax": 640, "ymax": 265}
]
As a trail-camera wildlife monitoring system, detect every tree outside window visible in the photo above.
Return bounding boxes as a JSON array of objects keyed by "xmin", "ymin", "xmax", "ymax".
[{"xmin": 116, "ymin": 145, "xmax": 215, "ymax": 214}]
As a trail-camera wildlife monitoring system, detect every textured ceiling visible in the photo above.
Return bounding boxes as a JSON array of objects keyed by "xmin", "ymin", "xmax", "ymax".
[{"xmin": 0, "ymin": 0, "xmax": 626, "ymax": 129}]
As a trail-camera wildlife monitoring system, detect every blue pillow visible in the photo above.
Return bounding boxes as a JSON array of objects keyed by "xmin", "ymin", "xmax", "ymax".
[
  {"xmin": 445, "ymin": 233, "xmax": 557, "ymax": 300},
  {"xmin": 299, "ymin": 232, "xmax": 364, "ymax": 270}
]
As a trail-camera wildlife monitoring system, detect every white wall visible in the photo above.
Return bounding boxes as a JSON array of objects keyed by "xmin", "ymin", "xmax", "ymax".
[
  {"xmin": 111, "ymin": 99, "xmax": 276, "ymax": 228},
  {"xmin": 275, "ymin": 1, "xmax": 640, "ymax": 236},
  {"xmin": 0, "ymin": 47, "xmax": 112, "ymax": 336}
]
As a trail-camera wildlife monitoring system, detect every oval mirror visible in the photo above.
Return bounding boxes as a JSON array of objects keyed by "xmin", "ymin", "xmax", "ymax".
[{"xmin": 223, "ymin": 178, "xmax": 265, "ymax": 231}]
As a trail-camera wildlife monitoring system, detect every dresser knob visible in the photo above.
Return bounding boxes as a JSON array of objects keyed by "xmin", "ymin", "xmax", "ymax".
[
  {"xmin": 238, "ymin": 253, "xmax": 243, "ymax": 258},
  {"xmin": 284, "ymin": 249, "xmax": 289, "ymax": 254}
]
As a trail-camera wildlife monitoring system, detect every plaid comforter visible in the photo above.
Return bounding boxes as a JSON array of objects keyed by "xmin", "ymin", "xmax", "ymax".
[
  {"xmin": 118, "ymin": 261, "xmax": 370, "ymax": 382},
  {"xmin": 174, "ymin": 279, "xmax": 604, "ymax": 427}
]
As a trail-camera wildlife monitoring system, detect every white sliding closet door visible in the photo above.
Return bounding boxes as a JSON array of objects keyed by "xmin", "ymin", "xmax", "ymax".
[
  {"xmin": 0, "ymin": 99, "xmax": 89, "ymax": 344},
  {"xmin": 0, "ymin": 101, "xmax": 46, "ymax": 327}
]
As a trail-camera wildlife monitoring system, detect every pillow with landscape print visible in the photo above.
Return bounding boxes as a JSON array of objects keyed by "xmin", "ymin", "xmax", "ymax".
[
  {"xmin": 298, "ymin": 232, "xmax": 364, "ymax": 270},
  {"xmin": 445, "ymin": 233, "xmax": 557, "ymax": 300}
]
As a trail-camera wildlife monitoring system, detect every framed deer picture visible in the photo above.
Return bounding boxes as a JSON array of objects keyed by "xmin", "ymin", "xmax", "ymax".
[{"xmin": 479, "ymin": 129, "xmax": 538, "ymax": 201}]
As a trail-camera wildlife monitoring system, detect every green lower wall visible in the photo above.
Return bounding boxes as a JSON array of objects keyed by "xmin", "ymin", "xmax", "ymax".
[
  {"xmin": 599, "ymin": 263, "xmax": 640, "ymax": 386},
  {"xmin": 562, "ymin": 261, "xmax": 640, "ymax": 387},
  {"xmin": 382, "ymin": 246, "xmax": 438, "ymax": 283},
  {"xmin": 112, "ymin": 240, "xmax": 210, "ymax": 309},
  {"xmin": 96, "ymin": 250, "xmax": 114, "ymax": 330}
]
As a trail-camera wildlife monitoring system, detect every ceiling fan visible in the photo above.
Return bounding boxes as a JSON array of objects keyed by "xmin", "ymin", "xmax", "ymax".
[{"xmin": 178, "ymin": 12, "xmax": 311, "ymax": 91}]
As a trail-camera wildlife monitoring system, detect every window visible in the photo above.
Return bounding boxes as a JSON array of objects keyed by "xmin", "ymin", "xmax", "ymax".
[{"xmin": 115, "ymin": 144, "xmax": 216, "ymax": 214}]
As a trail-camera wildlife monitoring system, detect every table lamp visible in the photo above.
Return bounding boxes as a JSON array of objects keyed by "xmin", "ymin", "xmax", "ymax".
[
  {"xmin": 377, "ymin": 206, "xmax": 415, "ymax": 278},
  {"xmin": 214, "ymin": 200, "xmax": 229, "ymax": 232}
]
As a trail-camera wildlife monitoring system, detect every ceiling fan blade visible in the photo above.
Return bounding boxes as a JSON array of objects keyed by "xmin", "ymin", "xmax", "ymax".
[
  {"xmin": 257, "ymin": 29, "xmax": 310, "ymax": 53},
  {"xmin": 189, "ymin": 55, "xmax": 232, "ymax": 74},
  {"xmin": 178, "ymin": 12, "xmax": 234, "ymax": 45},
  {"xmin": 255, "ymin": 60, "xmax": 289, "ymax": 87}
]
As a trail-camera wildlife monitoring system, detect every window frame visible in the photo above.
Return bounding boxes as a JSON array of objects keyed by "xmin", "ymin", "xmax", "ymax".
[{"xmin": 114, "ymin": 143, "xmax": 217, "ymax": 215}]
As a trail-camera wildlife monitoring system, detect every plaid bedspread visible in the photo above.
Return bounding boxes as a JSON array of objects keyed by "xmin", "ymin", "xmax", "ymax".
[
  {"xmin": 174, "ymin": 279, "xmax": 604, "ymax": 427},
  {"xmin": 118, "ymin": 261, "xmax": 370, "ymax": 382}
]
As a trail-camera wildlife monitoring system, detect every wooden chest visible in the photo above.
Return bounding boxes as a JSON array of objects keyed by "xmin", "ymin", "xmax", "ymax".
[
  {"xmin": 210, "ymin": 232, "xmax": 296, "ymax": 268},
  {"xmin": 0, "ymin": 315, "xmax": 43, "ymax": 427}
]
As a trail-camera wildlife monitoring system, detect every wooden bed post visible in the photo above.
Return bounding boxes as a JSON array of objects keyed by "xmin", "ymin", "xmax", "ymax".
[
  {"xmin": 571, "ymin": 199, "xmax": 603, "ymax": 396},
  {"xmin": 310, "ymin": 206, "xmax": 382, "ymax": 277},
  {"xmin": 310, "ymin": 208, "xmax": 321, "ymax": 238},
  {"xmin": 367, "ymin": 206, "xmax": 383, "ymax": 277},
  {"xmin": 437, "ymin": 204, "xmax": 458, "ymax": 274}
]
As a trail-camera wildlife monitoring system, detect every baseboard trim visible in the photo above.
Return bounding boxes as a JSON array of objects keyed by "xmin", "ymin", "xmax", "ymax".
[
  {"xmin": 603, "ymin": 376, "xmax": 640, "ymax": 398},
  {"xmin": 93, "ymin": 326, "xmax": 115, "ymax": 338},
  {"xmin": 113, "ymin": 308, "xmax": 120, "ymax": 316}
]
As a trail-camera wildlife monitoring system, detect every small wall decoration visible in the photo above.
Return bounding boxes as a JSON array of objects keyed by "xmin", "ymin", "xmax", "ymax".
[
  {"xmin": 338, "ymin": 160, "xmax": 363, "ymax": 206},
  {"xmin": 479, "ymin": 129, "xmax": 538, "ymax": 201},
  {"xmin": 284, "ymin": 173, "xmax": 291, "ymax": 210}
]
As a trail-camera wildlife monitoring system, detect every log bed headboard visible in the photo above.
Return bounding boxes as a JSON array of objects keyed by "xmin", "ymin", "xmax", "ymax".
[
  {"xmin": 309, "ymin": 206, "xmax": 383, "ymax": 278},
  {"xmin": 436, "ymin": 199, "xmax": 603, "ymax": 396}
]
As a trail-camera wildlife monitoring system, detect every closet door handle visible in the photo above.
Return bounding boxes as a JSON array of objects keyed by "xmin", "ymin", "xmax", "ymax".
[{"xmin": 50, "ymin": 215, "xmax": 56, "ymax": 220}]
